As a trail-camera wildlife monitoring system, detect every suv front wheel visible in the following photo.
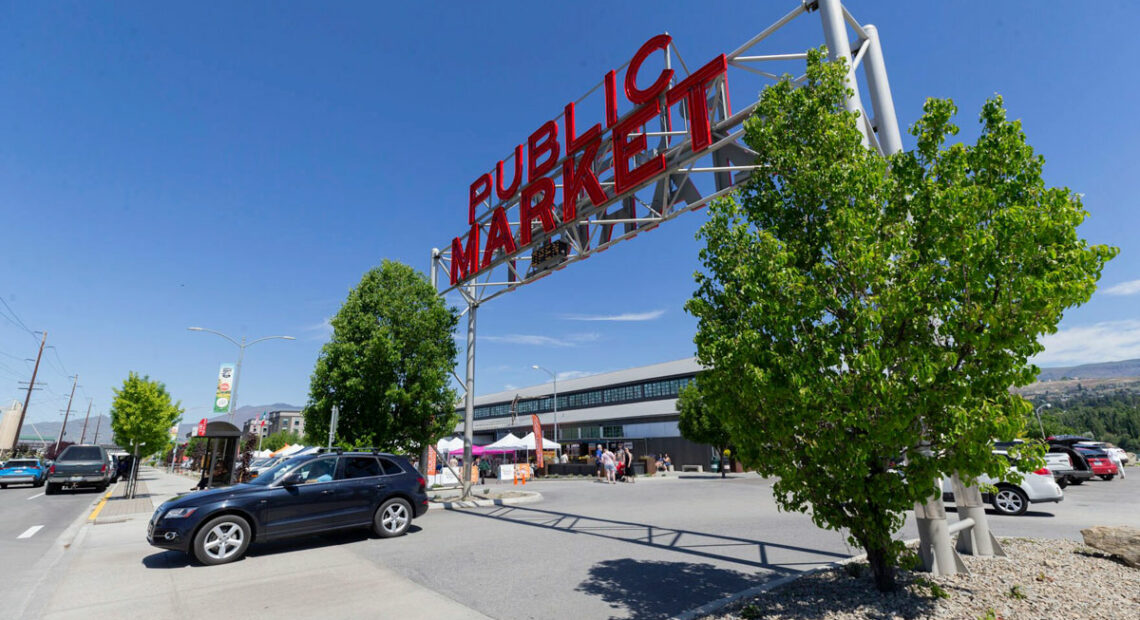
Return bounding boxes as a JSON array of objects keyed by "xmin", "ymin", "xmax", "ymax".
[
  {"xmin": 193, "ymin": 515, "xmax": 252, "ymax": 566},
  {"xmin": 373, "ymin": 498, "xmax": 412, "ymax": 538}
]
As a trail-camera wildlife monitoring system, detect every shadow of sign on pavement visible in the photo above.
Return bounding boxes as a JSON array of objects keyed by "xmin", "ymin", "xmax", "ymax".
[
  {"xmin": 576, "ymin": 558, "xmax": 775, "ymax": 620},
  {"xmin": 456, "ymin": 504, "xmax": 850, "ymax": 571}
]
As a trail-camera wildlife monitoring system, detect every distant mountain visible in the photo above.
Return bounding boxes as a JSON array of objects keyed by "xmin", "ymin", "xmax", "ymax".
[
  {"xmin": 18, "ymin": 403, "xmax": 302, "ymax": 445},
  {"xmin": 1036, "ymin": 359, "xmax": 1140, "ymax": 382}
]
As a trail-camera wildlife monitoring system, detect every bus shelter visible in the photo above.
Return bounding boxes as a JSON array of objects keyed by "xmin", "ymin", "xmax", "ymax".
[{"xmin": 198, "ymin": 421, "xmax": 241, "ymax": 488}]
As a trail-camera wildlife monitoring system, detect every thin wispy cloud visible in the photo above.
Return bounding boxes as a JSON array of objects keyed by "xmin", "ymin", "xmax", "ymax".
[
  {"xmin": 1102, "ymin": 279, "xmax": 1140, "ymax": 296},
  {"xmin": 302, "ymin": 318, "xmax": 334, "ymax": 341},
  {"xmin": 1033, "ymin": 320, "xmax": 1140, "ymax": 366},
  {"xmin": 481, "ymin": 332, "xmax": 600, "ymax": 347},
  {"xmin": 561, "ymin": 309, "xmax": 666, "ymax": 322}
]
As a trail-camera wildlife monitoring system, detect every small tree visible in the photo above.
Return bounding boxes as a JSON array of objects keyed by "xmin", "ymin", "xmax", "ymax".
[
  {"xmin": 110, "ymin": 373, "xmax": 183, "ymax": 460},
  {"xmin": 677, "ymin": 379, "xmax": 734, "ymax": 478},
  {"xmin": 687, "ymin": 50, "xmax": 1115, "ymax": 591},
  {"xmin": 304, "ymin": 260, "xmax": 459, "ymax": 454},
  {"xmin": 262, "ymin": 430, "xmax": 301, "ymax": 452}
]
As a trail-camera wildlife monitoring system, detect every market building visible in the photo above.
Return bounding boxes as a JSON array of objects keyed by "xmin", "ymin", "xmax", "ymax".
[{"xmin": 455, "ymin": 357, "xmax": 721, "ymax": 470}]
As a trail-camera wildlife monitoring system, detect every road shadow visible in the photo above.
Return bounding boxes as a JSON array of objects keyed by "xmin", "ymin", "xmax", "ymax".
[
  {"xmin": 141, "ymin": 525, "xmax": 422, "ymax": 568},
  {"xmin": 945, "ymin": 506, "xmax": 1055, "ymax": 518},
  {"xmin": 454, "ymin": 505, "xmax": 848, "ymax": 572},
  {"xmin": 576, "ymin": 558, "xmax": 774, "ymax": 620}
]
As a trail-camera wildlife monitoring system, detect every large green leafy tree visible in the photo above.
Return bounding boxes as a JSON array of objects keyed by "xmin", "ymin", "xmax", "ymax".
[
  {"xmin": 110, "ymin": 373, "xmax": 183, "ymax": 457},
  {"xmin": 304, "ymin": 260, "xmax": 459, "ymax": 454},
  {"xmin": 686, "ymin": 49, "xmax": 1116, "ymax": 591},
  {"xmin": 676, "ymin": 379, "xmax": 733, "ymax": 478}
]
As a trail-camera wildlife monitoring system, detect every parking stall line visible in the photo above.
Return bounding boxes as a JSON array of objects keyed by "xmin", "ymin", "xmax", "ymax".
[
  {"xmin": 26, "ymin": 492, "xmax": 45, "ymax": 500},
  {"xmin": 17, "ymin": 525, "xmax": 44, "ymax": 539}
]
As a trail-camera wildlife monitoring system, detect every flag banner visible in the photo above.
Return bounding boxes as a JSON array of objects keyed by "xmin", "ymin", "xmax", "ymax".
[
  {"xmin": 531, "ymin": 414, "xmax": 544, "ymax": 468},
  {"xmin": 212, "ymin": 363, "xmax": 236, "ymax": 413}
]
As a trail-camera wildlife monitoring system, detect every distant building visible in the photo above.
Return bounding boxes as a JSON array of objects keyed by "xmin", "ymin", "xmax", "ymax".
[
  {"xmin": 456, "ymin": 358, "xmax": 721, "ymax": 469},
  {"xmin": 243, "ymin": 409, "xmax": 305, "ymax": 438},
  {"xmin": 0, "ymin": 400, "xmax": 23, "ymax": 454}
]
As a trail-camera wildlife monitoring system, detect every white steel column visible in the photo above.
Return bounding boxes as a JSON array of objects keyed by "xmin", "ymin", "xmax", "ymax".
[
  {"xmin": 817, "ymin": 0, "xmax": 869, "ymax": 145},
  {"xmin": 861, "ymin": 24, "xmax": 902, "ymax": 155},
  {"xmin": 461, "ymin": 291, "xmax": 477, "ymax": 499}
]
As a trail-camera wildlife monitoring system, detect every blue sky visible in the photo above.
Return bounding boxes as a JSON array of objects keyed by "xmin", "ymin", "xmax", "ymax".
[{"xmin": 2, "ymin": 1, "xmax": 1139, "ymax": 427}]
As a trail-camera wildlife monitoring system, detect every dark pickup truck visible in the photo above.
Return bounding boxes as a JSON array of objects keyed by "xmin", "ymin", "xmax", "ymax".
[{"xmin": 46, "ymin": 445, "xmax": 112, "ymax": 494}]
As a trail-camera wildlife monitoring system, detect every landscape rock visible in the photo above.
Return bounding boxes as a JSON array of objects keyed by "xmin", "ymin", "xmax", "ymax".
[{"xmin": 1081, "ymin": 525, "xmax": 1140, "ymax": 568}]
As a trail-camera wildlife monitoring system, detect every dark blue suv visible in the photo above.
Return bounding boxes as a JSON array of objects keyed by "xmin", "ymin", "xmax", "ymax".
[{"xmin": 147, "ymin": 450, "xmax": 428, "ymax": 565}]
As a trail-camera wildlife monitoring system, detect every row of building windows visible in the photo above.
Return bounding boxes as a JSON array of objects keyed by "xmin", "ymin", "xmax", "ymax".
[{"xmin": 469, "ymin": 375, "xmax": 694, "ymax": 421}]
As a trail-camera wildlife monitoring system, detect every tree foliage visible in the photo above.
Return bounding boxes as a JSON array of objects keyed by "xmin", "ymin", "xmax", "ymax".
[
  {"xmin": 686, "ymin": 49, "xmax": 1116, "ymax": 591},
  {"xmin": 677, "ymin": 378, "xmax": 734, "ymax": 477},
  {"xmin": 262, "ymin": 429, "xmax": 301, "ymax": 452},
  {"xmin": 304, "ymin": 260, "xmax": 459, "ymax": 454},
  {"xmin": 109, "ymin": 372, "xmax": 183, "ymax": 457},
  {"xmin": 1026, "ymin": 392, "xmax": 1140, "ymax": 451}
]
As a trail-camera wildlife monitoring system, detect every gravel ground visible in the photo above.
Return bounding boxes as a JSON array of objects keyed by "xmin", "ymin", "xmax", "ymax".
[{"xmin": 703, "ymin": 538, "xmax": 1140, "ymax": 619}]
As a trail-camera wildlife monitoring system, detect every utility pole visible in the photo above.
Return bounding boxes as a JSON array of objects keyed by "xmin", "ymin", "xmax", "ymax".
[
  {"xmin": 54, "ymin": 374, "xmax": 78, "ymax": 453},
  {"xmin": 92, "ymin": 415, "xmax": 102, "ymax": 445},
  {"xmin": 79, "ymin": 398, "xmax": 93, "ymax": 444},
  {"xmin": 13, "ymin": 331, "xmax": 46, "ymax": 454}
]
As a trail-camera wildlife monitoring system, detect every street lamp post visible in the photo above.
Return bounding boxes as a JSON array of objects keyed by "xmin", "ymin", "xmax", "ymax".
[
  {"xmin": 187, "ymin": 327, "xmax": 295, "ymax": 423},
  {"xmin": 1034, "ymin": 403, "xmax": 1052, "ymax": 441},
  {"xmin": 531, "ymin": 365, "xmax": 558, "ymax": 444}
]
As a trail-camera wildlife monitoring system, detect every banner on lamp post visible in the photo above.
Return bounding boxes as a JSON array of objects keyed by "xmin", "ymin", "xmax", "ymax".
[
  {"xmin": 196, "ymin": 418, "xmax": 207, "ymax": 437},
  {"xmin": 213, "ymin": 363, "xmax": 236, "ymax": 414}
]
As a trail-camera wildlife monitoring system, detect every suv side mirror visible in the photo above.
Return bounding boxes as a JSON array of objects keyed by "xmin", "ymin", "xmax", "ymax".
[{"xmin": 281, "ymin": 472, "xmax": 303, "ymax": 486}]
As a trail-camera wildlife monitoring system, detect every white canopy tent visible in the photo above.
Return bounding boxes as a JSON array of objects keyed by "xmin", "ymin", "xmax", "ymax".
[
  {"xmin": 520, "ymin": 432, "xmax": 560, "ymax": 452},
  {"xmin": 436, "ymin": 437, "xmax": 465, "ymax": 453},
  {"xmin": 485, "ymin": 433, "xmax": 527, "ymax": 450}
]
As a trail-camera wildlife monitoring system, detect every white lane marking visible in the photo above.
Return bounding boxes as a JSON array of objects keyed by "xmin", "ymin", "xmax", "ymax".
[
  {"xmin": 26, "ymin": 492, "xmax": 45, "ymax": 500},
  {"xmin": 17, "ymin": 525, "xmax": 44, "ymax": 539}
]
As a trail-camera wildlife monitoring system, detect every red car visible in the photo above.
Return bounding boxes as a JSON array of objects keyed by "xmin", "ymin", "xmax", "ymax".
[{"xmin": 1075, "ymin": 447, "xmax": 1119, "ymax": 480}]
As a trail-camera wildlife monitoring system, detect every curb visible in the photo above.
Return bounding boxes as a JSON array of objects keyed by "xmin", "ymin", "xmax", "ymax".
[
  {"xmin": 428, "ymin": 491, "xmax": 543, "ymax": 510},
  {"xmin": 669, "ymin": 537, "xmax": 921, "ymax": 620},
  {"xmin": 86, "ymin": 484, "xmax": 117, "ymax": 522}
]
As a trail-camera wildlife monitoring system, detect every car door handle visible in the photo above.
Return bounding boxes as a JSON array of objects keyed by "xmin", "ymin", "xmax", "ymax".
[
  {"xmin": 375, "ymin": 483, "xmax": 387, "ymax": 489},
  {"xmin": 321, "ymin": 489, "xmax": 334, "ymax": 495}
]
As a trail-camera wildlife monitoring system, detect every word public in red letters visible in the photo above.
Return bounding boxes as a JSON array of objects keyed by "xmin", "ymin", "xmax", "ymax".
[{"xmin": 451, "ymin": 35, "xmax": 728, "ymax": 285}]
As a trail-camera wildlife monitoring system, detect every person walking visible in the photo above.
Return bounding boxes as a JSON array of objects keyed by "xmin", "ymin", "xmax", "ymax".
[
  {"xmin": 477, "ymin": 456, "xmax": 492, "ymax": 485},
  {"xmin": 595, "ymin": 444, "xmax": 604, "ymax": 480},
  {"xmin": 623, "ymin": 447, "xmax": 636, "ymax": 483},
  {"xmin": 602, "ymin": 446, "xmax": 617, "ymax": 484}
]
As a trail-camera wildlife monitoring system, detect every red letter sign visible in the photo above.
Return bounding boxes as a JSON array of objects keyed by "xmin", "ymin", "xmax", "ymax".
[
  {"xmin": 562, "ymin": 140, "xmax": 607, "ymax": 221},
  {"xmin": 625, "ymin": 34, "xmax": 674, "ymax": 105},
  {"xmin": 527, "ymin": 120, "xmax": 561, "ymax": 182},
  {"xmin": 666, "ymin": 54, "xmax": 728, "ymax": 153},
  {"xmin": 450, "ymin": 224, "xmax": 481, "ymax": 285},
  {"xmin": 469, "ymin": 174, "xmax": 491, "ymax": 225},
  {"xmin": 496, "ymin": 144, "xmax": 523, "ymax": 201},
  {"xmin": 519, "ymin": 178, "xmax": 558, "ymax": 245},
  {"xmin": 482, "ymin": 207, "xmax": 517, "ymax": 268},
  {"xmin": 613, "ymin": 99, "xmax": 666, "ymax": 194}
]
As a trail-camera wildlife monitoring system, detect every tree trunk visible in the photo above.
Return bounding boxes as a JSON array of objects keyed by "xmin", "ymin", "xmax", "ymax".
[{"xmin": 865, "ymin": 545, "xmax": 897, "ymax": 592}]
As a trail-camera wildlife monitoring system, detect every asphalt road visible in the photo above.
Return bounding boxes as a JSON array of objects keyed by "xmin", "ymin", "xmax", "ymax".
[
  {"xmin": 0, "ymin": 481, "xmax": 106, "ymax": 614},
  {"xmin": 349, "ymin": 472, "xmax": 1140, "ymax": 620},
  {"xmin": 349, "ymin": 475, "xmax": 858, "ymax": 620}
]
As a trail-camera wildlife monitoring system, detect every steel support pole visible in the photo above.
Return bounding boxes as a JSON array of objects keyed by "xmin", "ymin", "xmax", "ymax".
[
  {"xmin": 950, "ymin": 473, "xmax": 1005, "ymax": 558},
  {"xmin": 861, "ymin": 24, "xmax": 902, "ymax": 155},
  {"xmin": 230, "ymin": 338, "xmax": 245, "ymax": 423},
  {"xmin": 424, "ymin": 248, "xmax": 441, "ymax": 476},
  {"xmin": 12, "ymin": 331, "xmax": 46, "ymax": 457},
  {"xmin": 817, "ymin": 0, "xmax": 869, "ymax": 146},
  {"xmin": 553, "ymin": 374, "xmax": 558, "ymax": 446},
  {"xmin": 461, "ymin": 293, "xmax": 477, "ymax": 499},
  {"xmin": 914, "ymin": 482, "xmax": 965, "ymax": 575}
]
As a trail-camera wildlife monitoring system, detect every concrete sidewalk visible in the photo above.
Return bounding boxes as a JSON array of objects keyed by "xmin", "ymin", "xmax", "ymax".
[{"xmin": 34, "ymin": 467, "xmax": 488, "ymax": 619}]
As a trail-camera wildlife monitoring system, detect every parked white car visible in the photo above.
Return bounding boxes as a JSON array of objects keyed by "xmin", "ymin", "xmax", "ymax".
[{"xmin": 941, "ymin": 450, "xmax": 1064, "ymax": 516}]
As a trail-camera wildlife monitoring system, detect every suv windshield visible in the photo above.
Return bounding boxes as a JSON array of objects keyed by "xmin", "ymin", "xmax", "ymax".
[
  {"xmin": 246, "ymin": 455, "xmax": 310, "ymax": 486},
  {"xmin": 59, "ymin": 446, "xmax": 103, "ymax": 461}
]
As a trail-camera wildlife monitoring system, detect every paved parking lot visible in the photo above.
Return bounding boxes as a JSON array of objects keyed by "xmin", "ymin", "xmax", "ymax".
[{"xmin": 6, "ymin": 468, "xmax": 1137, "ymax": 619}]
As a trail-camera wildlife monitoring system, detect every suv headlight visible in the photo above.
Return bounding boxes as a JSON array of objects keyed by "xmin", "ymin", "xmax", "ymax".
[{"xmin": 164, "ymin": 507, "xmax": 198, "ymax": 519}]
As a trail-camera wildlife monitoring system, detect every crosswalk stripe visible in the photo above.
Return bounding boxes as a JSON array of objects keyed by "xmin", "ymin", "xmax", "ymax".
[
  {"xmin": 17, "ymin": 525, "xmax": 44, "ymax": 539},
  {"xmin": 26, "ymin": 492, "xmax": 45, "ymax": 500}
]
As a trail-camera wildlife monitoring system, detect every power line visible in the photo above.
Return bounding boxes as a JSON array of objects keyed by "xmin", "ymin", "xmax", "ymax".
[{"xmin": 0, "ymin": 296, "xmax": 36, "ymax": 337}]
